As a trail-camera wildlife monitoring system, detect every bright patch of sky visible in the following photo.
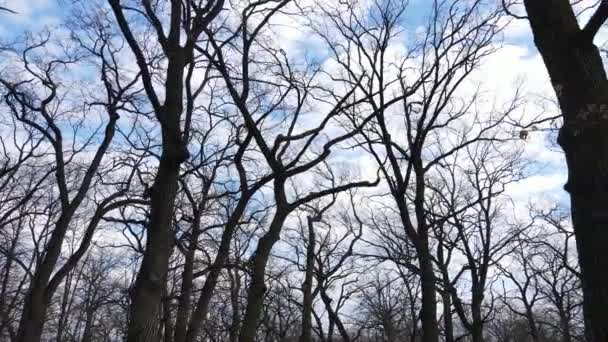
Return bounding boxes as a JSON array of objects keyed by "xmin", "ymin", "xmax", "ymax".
[{"xmin": 0, "ymin": 0, "xmax": 61, "ymax": 36}]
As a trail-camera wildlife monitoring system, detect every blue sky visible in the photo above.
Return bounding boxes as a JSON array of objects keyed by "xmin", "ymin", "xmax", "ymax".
[{"xmin": 0, "ymin": 0, "xmax": 62, "ymax": 36}]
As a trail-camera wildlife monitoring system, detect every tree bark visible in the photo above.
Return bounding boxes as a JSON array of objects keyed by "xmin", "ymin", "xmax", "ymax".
[
  {"xmin": 526, "ymin": 305, "xmax": 540, "ymax": 342},
  {"xmin": 523, "ymin": 2, "xmax": 608, "ymax": 341}
]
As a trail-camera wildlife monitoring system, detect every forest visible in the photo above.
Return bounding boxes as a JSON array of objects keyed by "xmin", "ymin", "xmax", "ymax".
[{"xmin": 0, "ymin": 0, "xmax": 607, "ymax": 341}]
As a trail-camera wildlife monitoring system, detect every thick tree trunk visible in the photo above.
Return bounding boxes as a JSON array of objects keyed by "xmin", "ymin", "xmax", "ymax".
[
  {"xmin": 126, "ymin": 146, "xmax": 182, "ymax": 342},
  {"xmin": 125, "ymin": 23, "xmax": 188, "ymax": 339},
  {"xmin": 15, "ymin": 286, "xmax": 47, "ymax": 342},
  {"xmin": 523, "ymin": 2, "xmax": 608, "ymax": 341},
  {"xmin": 470, "ymin": 291, "xmax": 484, "ymax": 342}
]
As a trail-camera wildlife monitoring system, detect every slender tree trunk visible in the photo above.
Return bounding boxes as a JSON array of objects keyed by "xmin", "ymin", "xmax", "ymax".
[
  {"xmin": 81, "ymin": 308, "xmax": 95, "ymax": 342},
  {"xmin": 327, "ymin": 316, "xmax": 335, "ymax": 342},
  {"xmin": 229, "ymin": 270, "xmax": 242, "ymax": 342},
  {"xmin": 523, "ymin": 2, "xmax": 608, "ymax": 341},
  {"xmin": 441, "ymin": 290, "xmax": 454, "ymax": 342},
  {"xmin": 0, "ymin": 237, "xmax": 15, "ymax": 336},
  {"xmin": 16, "ymin": 215, "xmax": 75, "ymax": 342},
  {"xmin": 418, "ymin": 240, "xmax": 439, "ymax": 342},
  {"xmin": 299, "ymin": 216, "xmax": 316, "ymax": 342},
  {"xmin": 437, "ymin": 241, "xmax": 454, "ymax": 342},
  {"xmin": 173, "ymin": 215, "xmax": 200, "ymax": 342},
  {"xmin": 56, "ymin": 273, "xmax": 74, "ymax": 342},
  {"xmin": 183, "ymin": 195, "xmax": 251, "ymax": 342},
  {"xmin": 526, "ymin": 306, "xmax": 540, "ymax": 342},
  {"xmin": 239, "ymin": 209, "xmax": 289, "ymax": 342},
  {"xmin": 319, "ymin": 288, "xmax": 350, "ymax": 342},
  {"xmin": 559, "ymin": 309, "xmax": 572, "ymax": 342},
  {"xmin": 162, "ymin": 287, "xmax": 174, "ymax": 342},
  {"xmin": 14, "ymin": 103, "xmax": 117, "ymax": 342}
]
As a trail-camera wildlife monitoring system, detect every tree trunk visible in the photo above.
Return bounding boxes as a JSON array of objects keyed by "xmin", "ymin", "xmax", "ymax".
[
  {"xmin": 299, "ymin": 216, "xmax": 316, "ymax": 342},
  {"xmin": 183, "ymin": 195, "xmax": 251, "ymax": 342},
  {"xmin": 471, "ymin": 291, "xmax": 484, "ymax": 342},
  {"xmin": 124, "ymin": 14, "xmax": 188, "ymax": 338},
  {"xmin": 320, "ymin": 288, "xmax": 350, "ymax": 342},
  {"xmin": 523, "ymin": 2, "xmax": 608, "ymax": 341},
  {"xmin": 239, "ymin": 209, "xmax": 289, "ymax": 342},
  {"xmin": 229, "ymin": 269, "xmax": 242, "ymax": 342},
  {"xmin": 526, "ymin": 307, "xmax": 540, "ymax": 342},
  {"xmin": 81, "ymin": 308, "xmax": 95, "ymax": 342},
  {"xmin": 162, "ymin": 288, "xmax": 174, "ymax": 342},
  {"xmin": 126, "ymin": 145, "xmax": 182, "ymax": 342},
  {"xmin": 173, "ymin": 214, "xmax": 200, "ymax": 342},
  {"xmin": 16, "ymin": 214, "xmax": 75, "ymax": 342},
  {"xmin": 15, "ymin": 286, "xmax": 47, "ymax": 342},
  {"xmin": 437, "ymin": 240, "xmax": 454, "ymax": 342},
  {"xmin": 559, "ymin": 309, "xmax": 572, "ymax": 342},
  {"xmin": 418, "ymin": 241, "xmax": 439, "ymax": 342},
  {"xmin": 56, "ymin": 273, "xmax": 74, "ymax": 342},
  {"xmin": 441, "ymin": 290, "xmax": 454, "ymax": 342}
]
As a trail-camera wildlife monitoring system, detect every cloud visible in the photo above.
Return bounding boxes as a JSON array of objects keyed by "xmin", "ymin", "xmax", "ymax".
[{"xmin": 0, "ymin": 0, "xmax": 59, "ymax": 35}]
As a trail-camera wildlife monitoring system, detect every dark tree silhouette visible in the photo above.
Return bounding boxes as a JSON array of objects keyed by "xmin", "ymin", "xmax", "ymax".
[{"xmin": 512, "ymin": 1, "xmax": 608, "ymax": 340}]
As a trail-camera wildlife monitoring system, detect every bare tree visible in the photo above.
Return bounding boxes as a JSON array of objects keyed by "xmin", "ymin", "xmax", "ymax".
[
  {"xmin": 532, "ymin": 207, "xmax": 584, "ymax": 342},
  {"xmin": 507, "ymin": 1, "xmax": 608, "ymax": 339},
  {"xmin": 0, "ymin": 23, "xmax": 142, "ymax": 340},
  {"xmin": 104, "ymin": 1, "xmax": 225, "ymax": 340},
  {"xmin": 0, "ymin": 1, "xmax": 592, "ymax": 342},
  {"xmin": 312, "ymin": 0, "xmax": 514, "ymax": 340},
  {"xmin": 431, "ymin": 142, "xmax": 526, "ymax": 342},
  {"xmin": 498, "ymin": 238, "xmax": 544, "ymax": 342},
  {"xmin": 195, "ymin": 2, "xmax": 381, "ymax": 340}
]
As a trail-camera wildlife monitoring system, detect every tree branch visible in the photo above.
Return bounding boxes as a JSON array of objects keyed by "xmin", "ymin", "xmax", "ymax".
[{"xmin": 582, "ymin": 0, "xmax": 608, "ymax": 41}]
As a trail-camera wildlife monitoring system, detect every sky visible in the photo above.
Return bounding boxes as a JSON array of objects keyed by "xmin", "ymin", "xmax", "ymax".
[{"xmin": 0, "ymin": 0, "xmax": 573, "ymax": 214}]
